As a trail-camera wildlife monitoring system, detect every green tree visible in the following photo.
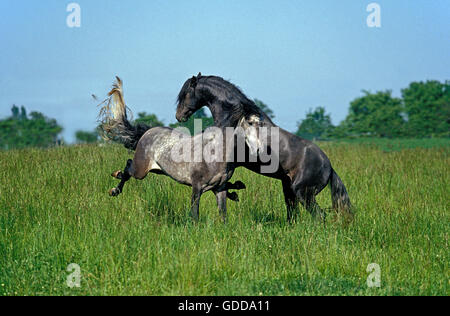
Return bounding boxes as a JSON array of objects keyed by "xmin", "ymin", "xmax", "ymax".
[
  {"xmin": 402, "ymin": 80, "xmax": 450, "ymax": 137},
  {"xmin": 342, "ymin": 90, "xmax": 405, "ymax": 138},
  {"xmin": 0, "ymin": 106, "xmax": 63, "ymax": 150},
  {"xmin": 296, "ymin": 107, "xmax": 335, "ymax": 140},
  {"xmin": 135, "ymin": 112, "xmax": 164, "ymax": 127},
  {"xmin": 169, "ymin": 108, "xmax": 214, "ymax": 135},
  {"xmin": 254, "ymin": 99, "xmax": 275, "ymax": 119},
  {"xmin": 75, "ymin": 130, "xmax": 99, "ymax": 144}
]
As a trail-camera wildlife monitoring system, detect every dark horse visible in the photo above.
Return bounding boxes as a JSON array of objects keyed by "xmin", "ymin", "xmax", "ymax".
[
  {"xmin": 176, "ymin": 74, "xmax": 352, "ymax": 222},
  {"xmin": 98, "ymin": 77, "xmax": 261, "ymax": 223}
]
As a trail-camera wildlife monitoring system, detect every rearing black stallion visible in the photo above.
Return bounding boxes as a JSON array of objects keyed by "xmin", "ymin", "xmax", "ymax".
[{"xmin": 176, "ymin": 74, "xmax": 352, "ymax": 222}]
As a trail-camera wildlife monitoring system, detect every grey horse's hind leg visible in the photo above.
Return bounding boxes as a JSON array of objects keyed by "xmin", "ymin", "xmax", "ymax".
[
  {"xmin": 109, "ymin": 159, "xmax": 132, "ymax": 197},
  {"xmin": 190, "ymin": 185, "xmax": 202, "ymax": 222},
  {"xmin": 214, "ymin": 190, "xmax": 228, "ymax": 224}
]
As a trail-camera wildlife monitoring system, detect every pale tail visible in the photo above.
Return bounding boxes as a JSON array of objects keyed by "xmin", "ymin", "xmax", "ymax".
[{"xmin": 98, "ymin": 77, "xmax": 151, "ymax": 151}]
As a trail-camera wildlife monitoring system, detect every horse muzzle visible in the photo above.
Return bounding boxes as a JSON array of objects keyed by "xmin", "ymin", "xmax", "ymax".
[{"xmin": 176, "ymin": 110, "xmax": 191, "ymax": 123}]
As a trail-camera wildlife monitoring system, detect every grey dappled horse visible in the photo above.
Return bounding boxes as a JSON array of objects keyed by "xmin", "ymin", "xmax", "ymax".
[{"xmin": 99, "ymin": 77, "xmax": 263, "ymax": 223}]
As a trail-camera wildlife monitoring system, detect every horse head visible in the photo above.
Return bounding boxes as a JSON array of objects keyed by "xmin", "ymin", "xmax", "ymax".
[
  {"xmin": 237, "ymin": 114, "xmax": 265, "ymax": 157},
  {"xmin": 176, "ymin": 72, "xmax": 203, "ymax": 123}
]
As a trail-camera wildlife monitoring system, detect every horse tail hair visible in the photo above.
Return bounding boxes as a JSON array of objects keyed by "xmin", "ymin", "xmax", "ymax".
[
  {"xmin": 97, "ymin": 76, "xmax": 151, "ymax": 151},
  {"xmin": 330, "ymin": 168, "xmax": 353, "ymax": 215}
]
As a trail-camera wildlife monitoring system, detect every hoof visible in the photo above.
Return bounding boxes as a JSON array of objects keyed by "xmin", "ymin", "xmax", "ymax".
[
  {"xmin": 233, "ymin": 181, "xmax": 246, "ymax": 190},
  {"xmin": 109, "ymin": 188, "xmax": 121, "ymax": 197},
  {"xmin": 111, "ymin": 170, "xmax": 122, "ymax": 179},
  {"xmin": 227, "ymin": 191, "xmax": 239, "ymax": 202}
]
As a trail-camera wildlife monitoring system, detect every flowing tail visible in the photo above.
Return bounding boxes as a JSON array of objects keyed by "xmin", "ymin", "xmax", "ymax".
[
  {"xmin": 330, "ymin": 168, "xmax": 353, "ymax": 215},
  {"xmin": 98, "ymin": 76, "xmax": 151, "ymax": 151}
]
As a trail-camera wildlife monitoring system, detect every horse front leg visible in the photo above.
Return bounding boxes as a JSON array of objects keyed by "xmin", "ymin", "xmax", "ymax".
[
  {"xmin": 224, "ymin": 181, "xmax": 246, "ymax": 202},
  {"xmin": 226, "ymin": 181, "xmax": 246, "ymax": 190}
]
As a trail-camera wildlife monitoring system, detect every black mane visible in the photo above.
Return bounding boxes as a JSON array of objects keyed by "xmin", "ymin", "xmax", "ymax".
[
  {"xmin": 178, "ymin": 75, "xmax": 273, "ymax": 127},
  {"xmin": 177, "ymin": 79, "xmax": 191, "ymax": 105},
  {"xmin": 201, "ymin": 76, "xmax": 265, "ymax": 124}
]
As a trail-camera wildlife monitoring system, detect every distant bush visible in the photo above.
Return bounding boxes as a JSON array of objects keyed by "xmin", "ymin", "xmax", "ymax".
[
  {"xmin": 0, "ymin": 105, "xmax": 63, "ymax": 150},
  {"xmin": 75, "ymin": 129, "xmax": 100, "ymax": 144}
]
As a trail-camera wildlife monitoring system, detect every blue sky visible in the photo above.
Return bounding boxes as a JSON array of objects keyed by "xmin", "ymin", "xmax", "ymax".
[{"xmin": 1, "ymin": 0, "xmax": 449, "ymax": 142}]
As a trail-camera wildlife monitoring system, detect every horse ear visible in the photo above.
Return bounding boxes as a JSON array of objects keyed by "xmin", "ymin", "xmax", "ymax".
[
  {"xmin": 190, "ymin": 75, "xmax": 198, "ymax": 88},
  {"xmin": 197, "ymin": 72, "xmax": 202, "ymax": 78}
]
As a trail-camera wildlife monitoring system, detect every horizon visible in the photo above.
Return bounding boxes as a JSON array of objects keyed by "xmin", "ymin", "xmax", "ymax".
[{"xmin": 1, "ymin": 0, "xmax": 449, "ymax": 142}]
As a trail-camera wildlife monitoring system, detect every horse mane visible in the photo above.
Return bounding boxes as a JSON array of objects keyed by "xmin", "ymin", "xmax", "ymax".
[
  {"xmin": 178, "ymin": 75, "xmax": 273, "ymax": 127},
  {"xmin": 177, "ymin": 79, "xmax": 191, "ymax": 106}
]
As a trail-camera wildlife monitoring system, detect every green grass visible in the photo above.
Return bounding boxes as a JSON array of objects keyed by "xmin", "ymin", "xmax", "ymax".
[
  {"xmin": 0, "ymin": 141, "xmax": 448, "ymax": 296},
  {"xmin": 332, "ymin": 137, "xmax": 450, "ymax": 152}
]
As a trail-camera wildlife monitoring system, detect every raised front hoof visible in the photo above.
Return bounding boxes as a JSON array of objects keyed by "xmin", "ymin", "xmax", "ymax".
[
  {"xmin": 227, "ymin": 191, "xmax": 239, "ymax": 202},
  {"xmin": 233, "ymin": 181, "xmax": 246, "ymax": 190},
  {"xmin": 109, "ymin": 188, "xmax": 121, "ymax": 197},
  {"xmin": 111, "ymin": 170, "xmax": 122, "ymax": 179}
]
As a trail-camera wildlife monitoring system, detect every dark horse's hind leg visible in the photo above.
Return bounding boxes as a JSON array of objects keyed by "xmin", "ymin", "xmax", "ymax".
[
  {"xmin": 283, "ymin": 179, "xmax": 299, "ymax": 223},
  {"xmin": 109, "ymin": 159, "xmax": 132, "ymax": 197},
  {"xmin": 297, "ymin": 188, "xmax": 326, "ymax": 222}
]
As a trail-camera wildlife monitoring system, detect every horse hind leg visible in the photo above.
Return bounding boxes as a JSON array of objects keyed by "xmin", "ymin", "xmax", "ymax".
[
  {"xmin": 307, "ymin": 196, "xmax": 326, "ymax": 223},
  {"xmin": 282, "ymin": 179, "xmax": 299, "ymax": 223},
  {"xmin": 190, "ymin": 185, "xmax": 203, "ymax": 223},
  {"xmin": 109, "ymin": 159, "xmax": 133, "ymax": 197},
  {"xmin": 296, "ymin": 187, "xmax": 326, "ymax": 223},
  {"xmin": 214, "ymin": 190, "xmax": 228, "ymax": 224}
]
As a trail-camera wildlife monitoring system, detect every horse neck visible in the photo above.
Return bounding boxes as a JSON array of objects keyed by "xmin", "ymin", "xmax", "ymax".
[
  {"xmin": 206, "ymin": 101, "xmax": 237, "ymax": 127},
  {"xmin": 198, "ymin": 80, "xmax": 277, "ymax": 127}
]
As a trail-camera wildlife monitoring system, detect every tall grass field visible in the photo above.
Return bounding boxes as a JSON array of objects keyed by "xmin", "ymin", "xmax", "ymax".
[{"xmin": 0, "ymin": 139, "xmax": 448, "ymax": 296}]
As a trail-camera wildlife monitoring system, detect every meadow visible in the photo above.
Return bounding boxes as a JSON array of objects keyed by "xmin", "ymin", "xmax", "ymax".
[{"xmin": 0, "ymin": 139, "xmax": 448, "ymax": 296}]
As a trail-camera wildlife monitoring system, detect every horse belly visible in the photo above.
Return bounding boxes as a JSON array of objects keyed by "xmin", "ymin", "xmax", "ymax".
[{"xmin": 156, "ymin": 160, "xmax": 192, "ymax": 186}]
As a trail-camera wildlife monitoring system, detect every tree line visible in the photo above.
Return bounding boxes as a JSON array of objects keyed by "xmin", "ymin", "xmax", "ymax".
[
  {"xmin": 0, "ymin": 80, "xmax": 448, "ymax": 149},
  {"xmin": 0, "ymin": 105, "xmax": 63, "ymax": 150},
  {"xmin": 296, "ymin": 80, "xmax": 449, "ymax": 140}
]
